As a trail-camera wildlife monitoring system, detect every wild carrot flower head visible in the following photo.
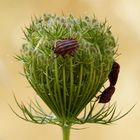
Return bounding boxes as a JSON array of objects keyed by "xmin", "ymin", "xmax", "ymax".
[{"xmin": 14, "ymin": 14, "xmax": 133, "ymax": 127}]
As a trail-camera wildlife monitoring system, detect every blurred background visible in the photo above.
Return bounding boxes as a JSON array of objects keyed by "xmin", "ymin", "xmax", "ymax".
[{"xmin": 0, "ymin": 0, "xmax": 139, "ymax": 140}]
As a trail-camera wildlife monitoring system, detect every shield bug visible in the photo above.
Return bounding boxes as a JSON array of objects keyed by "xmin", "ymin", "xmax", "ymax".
[
  {"xmin": 54, "ymin": 38, "xmax": 79, "ymax": 57},
  {"xmin": 108, "ymin": 61, "xmax": 120, "ymax": 86},
  {"xmin": 99, "ymin": 86, "xmax": 115, "ymax": 103}
]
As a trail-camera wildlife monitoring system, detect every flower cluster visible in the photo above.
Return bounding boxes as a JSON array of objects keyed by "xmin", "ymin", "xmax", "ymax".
[{"xmin": 13, "ymin": 14, "xmax": 133, "ymax": 131}]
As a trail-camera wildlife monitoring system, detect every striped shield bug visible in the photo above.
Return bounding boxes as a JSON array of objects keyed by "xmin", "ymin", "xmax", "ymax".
[
  {"xmin": 108, "ymin": 61, "xmax": 120, "ymax": 86},
  {"xmin": 99, "ymin": 86, "xmax": 115, "ymax": 103},
  {"xmin": 54, "ymin": 38, "xmax": 79, "ymax": 57}
]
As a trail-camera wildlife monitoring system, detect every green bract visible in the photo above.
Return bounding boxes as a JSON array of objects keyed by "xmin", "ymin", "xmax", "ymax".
[{"xmin": 14, "ymin": 15, "xmax": 133, "ymax": 130}]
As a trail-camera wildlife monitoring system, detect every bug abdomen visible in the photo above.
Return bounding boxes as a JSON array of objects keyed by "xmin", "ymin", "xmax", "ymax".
[{"xmin": 99, "ymin": 86, "xmax": 115, "ymax": 103}]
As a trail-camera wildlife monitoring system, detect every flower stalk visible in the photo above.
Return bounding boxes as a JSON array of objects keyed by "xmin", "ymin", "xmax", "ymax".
[{"xmin": 62, "ymin": 125, "xmax": 71, "ymax": 140}]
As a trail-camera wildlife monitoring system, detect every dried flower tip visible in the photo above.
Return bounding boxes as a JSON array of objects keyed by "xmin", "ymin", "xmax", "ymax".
[
  {"xmin": 54, "ymin": 38, "xmax": 79, "ymax": 57},
  {"xmin": 99, "ymin": 86, "xmax": 115, "ymax": 103},
  {"xmin": 109, "ymin": 61, "xmax": 120, "ymax": 86}
]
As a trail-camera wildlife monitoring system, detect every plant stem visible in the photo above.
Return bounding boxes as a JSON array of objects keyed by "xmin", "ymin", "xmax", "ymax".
[{"xmin": 62, "ymin": 125, "xmax": 71, "ymax": 140}]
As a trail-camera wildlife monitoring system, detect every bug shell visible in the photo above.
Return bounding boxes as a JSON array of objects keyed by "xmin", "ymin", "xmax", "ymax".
[
  {"xmin": 99, "ymin": 86, "xmax": 115, "ymax": 103},
  {"xmin": 54, "ymin": 38, "xmax": 79, "ymax": 57},
  {"xmin": 108, "ymin": 61, "xmax": 120, "ymax": 86}
]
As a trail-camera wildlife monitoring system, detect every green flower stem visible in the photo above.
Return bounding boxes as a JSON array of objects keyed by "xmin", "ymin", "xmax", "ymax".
[
  {"xmin": 73, "ymin": 63, "xmax": 94, "ymax": 116},
  {"xmin": 68, "ymin": 57, "xmax": 74, "ymax": 117},
  {"xmin": 62, "ymin": 125, "xmax": 71, "ymax": 140},
  {"xmin": 71, "ymin": 63, "xmax": 83, "ymax": 114},
  {"xmin": 54, "ymin": 59, "xmax": 65, "ymax": 119},
  {"xmin": 62, "ymin": 65, "xmax": 67, "ymax": 115},
  {"xmin": 45, "ymin": 65, "xmax": 62, "ymax": 118}
]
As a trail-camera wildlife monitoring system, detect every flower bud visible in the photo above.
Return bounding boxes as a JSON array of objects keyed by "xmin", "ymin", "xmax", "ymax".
[{"xmin": 19, "ymin": 14, "xmax": 117, "ymax": 121}]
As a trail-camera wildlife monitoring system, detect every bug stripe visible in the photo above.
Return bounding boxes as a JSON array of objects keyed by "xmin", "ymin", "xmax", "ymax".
[
  {"xmin": 55, "ymin": 44, "xmax": 78, "ymax": 53},
  {"xmin": 56, "ymin": 40, "xmax": 78, "ymax": 49},
  {"xmin": 54, "ymin": 38, "xmax": 79, "ymax": 57}
]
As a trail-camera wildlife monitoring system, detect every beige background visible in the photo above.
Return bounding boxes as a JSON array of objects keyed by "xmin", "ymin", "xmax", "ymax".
[{"xmin": 0, "ymin": 0, "xmax": 139, "ymax": 140}]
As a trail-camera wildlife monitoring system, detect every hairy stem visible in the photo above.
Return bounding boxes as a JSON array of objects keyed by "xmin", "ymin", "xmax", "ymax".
[{"xmin": 62, "ymin": 125, "xmax": 71, "ymax": 140}]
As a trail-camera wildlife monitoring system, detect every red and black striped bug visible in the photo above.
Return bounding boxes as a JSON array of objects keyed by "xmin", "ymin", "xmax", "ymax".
[
  {"xmin": 99, "ymin": 85, "xmax": 115, "ymax": 103},
  {"xmin": 54, "ymin": 38, "xmax": 79, "ymax": 57},
  {"xmin": 108, "ymin": 61, "xmax": 120, "ymax": 86}
]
